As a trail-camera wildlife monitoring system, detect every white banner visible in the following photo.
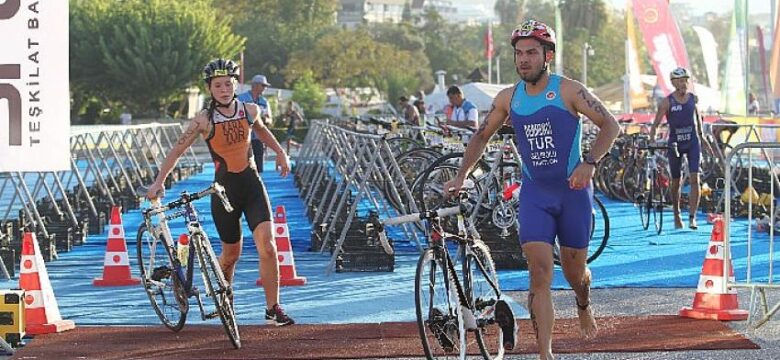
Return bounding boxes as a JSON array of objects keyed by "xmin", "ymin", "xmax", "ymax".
[
  {"xmin": 0, "ymin": 1, "xmax": 70, "ymax": 171},
  {"xmin": 692, "ymin": 26, "xmax": 720, "ymax": 90}
]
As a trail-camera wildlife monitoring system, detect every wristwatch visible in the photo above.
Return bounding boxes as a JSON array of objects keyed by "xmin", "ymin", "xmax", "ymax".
[{"xmin": 584, "ymin": 153, "xmax": 599, "ymax": 166}]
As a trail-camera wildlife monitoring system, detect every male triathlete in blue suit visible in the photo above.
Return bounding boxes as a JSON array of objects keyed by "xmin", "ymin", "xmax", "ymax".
[
  {"xmin": 650, "ymin": 67, "xmax": 705, "ymax": 230},
  {"xmin": 445, "ymin": 20, "xmax": 620, "ymax": 360}
]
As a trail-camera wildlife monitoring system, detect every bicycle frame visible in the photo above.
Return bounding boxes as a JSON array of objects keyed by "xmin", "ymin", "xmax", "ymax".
[{"xmin": 466, "ymin": 128, "xmax": 523, "ymax": 228}]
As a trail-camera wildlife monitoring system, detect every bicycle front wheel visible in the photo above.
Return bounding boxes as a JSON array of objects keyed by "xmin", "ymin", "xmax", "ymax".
[
  {"xmin": 136, "ymin": 224, "xmax": 188, "ymax": 332},
  {"xmin": 194, "ymin": 233, "xmax": 241, "ymax": 349},
  {"xmin": 415, "ymin": 248, "xmax": 462, "ymax": 360},
  {"xmin": 464, "ymin": 241, "xmax": 507, "ymax": 359}
]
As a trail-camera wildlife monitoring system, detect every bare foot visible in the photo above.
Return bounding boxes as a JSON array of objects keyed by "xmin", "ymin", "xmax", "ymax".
[
  {"xmin": 674, "ymin": 215, "xmax": 684, "ymax": 229},
  {"xmin": 576, "ymin": 270, "xmax": 598, "ymax": 339},
  {"xmin": 576, "ymin": 302, "xmax": 598, "ymax": 339}
]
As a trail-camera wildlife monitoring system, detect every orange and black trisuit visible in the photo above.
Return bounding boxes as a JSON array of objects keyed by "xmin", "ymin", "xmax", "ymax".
[{"xmin": 205, "ymin": 100, "xmax": 272, "ymax": 243}]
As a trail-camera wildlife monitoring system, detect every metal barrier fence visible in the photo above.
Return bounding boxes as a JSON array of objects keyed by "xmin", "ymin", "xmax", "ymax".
[
  {"xmin": 294, "ymin": 120, "xmax": 422, "ymax": 274},
  {"xmin": 0, "ymin": 123, "xmax": 204, "ymax": 278},
  {"xmin": 724, "ymin": 141, "xmax": 780, "ymax": 328}
]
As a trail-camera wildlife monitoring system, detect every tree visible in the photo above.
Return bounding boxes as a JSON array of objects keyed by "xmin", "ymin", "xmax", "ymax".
[
  {"xmin": 233, "ymin": 0, "xmax": 339, "ymax": 87},
  {"xmin": 291, "ymin": 71, "xmax": 327, "ymax": 117},
  {"xmin": 494, "ymin": 0, "xmax": 526, "ymax": 26},
  {"xmin": 560, "ymin": 0, "xmax": 607, "ymax": 37},
  {"xmin": 70, "ymin": 0, "xmax": 245, "ymax": 116},
  {"xmin": 419, "ymin": 9, "xmax": 483, "ymax": 87},
  {"xmin": 285, "ymin": 27, "xmax": 431, "ymax": 102}
]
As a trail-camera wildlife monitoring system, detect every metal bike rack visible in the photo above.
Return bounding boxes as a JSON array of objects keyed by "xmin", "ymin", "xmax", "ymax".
[
  {"xmin": 724, "ymin": 141, "xmax": 780, "ymax": 328},
  {"xmin": 294, "ymin": 121, "xmax": 423, "ymax": 274},
  {"xmin": 0, "ymin": 123, "xmax": 204, "ymax": 276}
]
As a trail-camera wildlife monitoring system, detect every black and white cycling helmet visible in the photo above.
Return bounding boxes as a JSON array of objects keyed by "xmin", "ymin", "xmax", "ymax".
[
  {"xmin": 669, "ymin": 67, "xmax": 690, "ymax": 80},
  {"xmin": 203, "ymin": 58, "xmax": 240, "ymax": 83}
]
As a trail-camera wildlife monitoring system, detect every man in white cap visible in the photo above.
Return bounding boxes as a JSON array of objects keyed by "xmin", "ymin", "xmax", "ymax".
[{"xmin": 238, "ymin": 74, "xmax": 273, "ymax": 173}]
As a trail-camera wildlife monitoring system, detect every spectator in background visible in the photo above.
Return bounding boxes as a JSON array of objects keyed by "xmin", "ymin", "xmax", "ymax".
[
  {"xmin": 284, "ymin": 101, "xmax": 304, "ymax": 153},
  {"xmin": 238, "ymin": 74, "xmax": 273, "ymax": 173},
  {"xmin": 748, "ymin": 93, "xmax": 760, "ymax": 115},
  {"xmin": 398, "ymin": 96, "xmax": 421, "ymax": 125},
  {"xmin": 119, "ymin": 109, "xmax": 132, "ymax": 125},
  {"xmin": 413, "ymin": 99, "xmax": 428, "ymax": 124},
  {"xmin": 445, "ymin": 85, "xmax": 479, "ymax": 130}
]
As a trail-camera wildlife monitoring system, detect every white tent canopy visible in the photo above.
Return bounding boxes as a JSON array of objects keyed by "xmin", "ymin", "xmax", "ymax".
[{"xmin": 425, "ymin": 82, "xmax": 514, "ymax": 114}]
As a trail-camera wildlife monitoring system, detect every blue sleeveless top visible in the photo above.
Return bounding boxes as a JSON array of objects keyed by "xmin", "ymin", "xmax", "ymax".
[
  {"xmin": 666, "ymin": 93, "xmax": 698, "ymax": 149},
  {"xmin": 509, "ymin": 74, "xmax": 582, "ymax": 185}
]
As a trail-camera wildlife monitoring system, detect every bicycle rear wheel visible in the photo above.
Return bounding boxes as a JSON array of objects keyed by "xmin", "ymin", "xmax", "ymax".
[
  {"xmin": 194, "ymin": 233, "xmax": 241, "ymax": 349},
  {"xmin": 136, "ymin": 224, "xmax": 187, "ymax": 332},
  {"xmin": 415, "ymin": 248, "xmax": 463, "ymax": 360},
  {"xmin": 464, "ymin": 241, "xmax": 508, "ymax": 359}
]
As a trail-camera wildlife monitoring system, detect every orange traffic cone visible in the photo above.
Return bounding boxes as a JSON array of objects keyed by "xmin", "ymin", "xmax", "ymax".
[
  {"xmin": 19, "ymin": 232, "xmax": 76, "ymax": 334},
  {"xmin": 93, "ymin": 206, "xmax": 140, "ymax": 286},
  {"xmin": 679, "ymin": 216, "xmax": 748, "ymax": 320},
  {"xmin": 257, "ymin": 206, "xmax": 306, "ymax": 286}
]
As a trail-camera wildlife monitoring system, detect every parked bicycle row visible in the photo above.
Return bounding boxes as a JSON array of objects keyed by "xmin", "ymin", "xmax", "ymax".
[{"xmin": 293, "ymin": 119, "xmax": 610, "ymax": 270}]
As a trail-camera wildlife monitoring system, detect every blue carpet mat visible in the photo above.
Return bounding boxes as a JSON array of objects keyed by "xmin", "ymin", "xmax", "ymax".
[
  {"xmin": 3, "ymin": 161, "xmax": 779, "ymax": 326},
  {"xmin": 498, "ymin": 195, "xmax": 780, "ymax": 291}
]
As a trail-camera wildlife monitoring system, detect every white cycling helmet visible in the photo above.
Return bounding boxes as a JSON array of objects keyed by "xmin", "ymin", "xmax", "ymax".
[{"xmin": 670, "ymin": 67, "xmax": 690, "ymax": 80}]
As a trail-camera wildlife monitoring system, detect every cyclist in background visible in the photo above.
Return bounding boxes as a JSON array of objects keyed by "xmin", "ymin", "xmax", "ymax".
[
  {"xmin": 146, "ymin": 59, "xmax": 295, "ymax": 326},
  {"xmin": 444, "ymin": 20, "xmax": 619, "ymax": 359},
  {"xmin": 649, "ymin": 67, "xmax": 704, "ymax": 230}
]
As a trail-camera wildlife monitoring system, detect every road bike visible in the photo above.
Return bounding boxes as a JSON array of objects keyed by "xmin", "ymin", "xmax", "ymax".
[{"xmin": 136, "ymin": 182, "xmax": 240, "ymax": 348}]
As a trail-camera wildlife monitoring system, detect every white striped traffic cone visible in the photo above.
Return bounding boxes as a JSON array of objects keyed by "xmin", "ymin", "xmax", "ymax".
[
  {"xmin": 679, "ymin": 216, "xmax": 748, "ymax": 320},
  {"xmin": 257, "ymin": 205, "xmax": 306, "ymax": 286},
  {"xmin": 93, "ymin": 206, "xmax": 140, "ymax": 286},
  {"xmin": 19, "ymin": 232, "xmax": 75, "ymax": 334}
]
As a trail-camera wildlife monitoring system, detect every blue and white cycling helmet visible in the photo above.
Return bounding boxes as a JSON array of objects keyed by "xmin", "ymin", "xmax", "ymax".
[{"xmin": 670, "ymin": 67, "xmax": 690, "ymax": 80}]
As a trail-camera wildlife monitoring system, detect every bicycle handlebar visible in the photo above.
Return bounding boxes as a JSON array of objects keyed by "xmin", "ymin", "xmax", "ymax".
[
  {"xmin": 637, "ymin": 142, "xmax": 680, "ymax": 158},
  {"xmin": 143, "ymin": 182, "xmax": 233, "ymax": 218}
]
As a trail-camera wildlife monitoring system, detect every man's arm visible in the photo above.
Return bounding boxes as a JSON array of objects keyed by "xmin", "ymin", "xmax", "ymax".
[
  {"xmin": 693, "ymin": 95, "xmax": 705, "ymax": 139},
  {"xmin": 568, "ymin": 80, "xmax": 620, "ymax": 162},
  {"xmin": 650, "ymin": 97, "xmax": 669, "ymax": 140},
  {"xmin": 454, "ymin": 90, "xmax": 512, "ymax": 181}
]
